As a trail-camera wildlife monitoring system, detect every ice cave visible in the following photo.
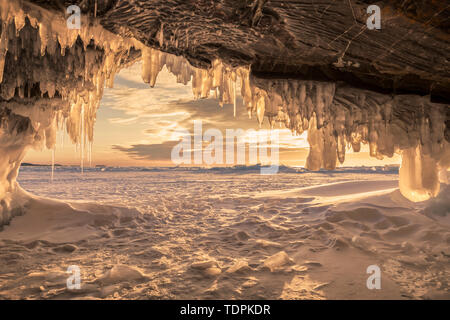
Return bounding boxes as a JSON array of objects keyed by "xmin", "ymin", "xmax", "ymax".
[
  {"xmin": 0, "ymin": 0, "xmax": 449, "ymax": 301},
  {"xmin": 1, "ymin": 0, "xmax": 449, "ymax": 225}
]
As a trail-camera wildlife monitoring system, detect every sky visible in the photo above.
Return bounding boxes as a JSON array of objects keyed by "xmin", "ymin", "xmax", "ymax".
[{"xmin": 23, "ymin": 62, "xmax": 401, "ymax": 168}]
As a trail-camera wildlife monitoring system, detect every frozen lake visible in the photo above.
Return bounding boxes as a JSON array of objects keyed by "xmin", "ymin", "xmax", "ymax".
[{"xmin": 0, "ymin": 166, "xmax": 447, "ymax": 299}]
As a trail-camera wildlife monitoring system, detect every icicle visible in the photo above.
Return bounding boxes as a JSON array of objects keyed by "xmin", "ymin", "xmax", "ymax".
[
  {"xmin": 51, "ymin": 148, "xmax": 55, "ymax": 182},
  {"xmin": 89, "ymin": 141, "xmax": 93, "ymax": 167},
  {"xmin": 0, "ymin": 54, "xmax": 5, "ymax": 83},
  {"xmin": 80, "ymin": 104, "xmax": 84, "ymax": 174},
  {"xmin": 142, "ymin": 48, "xmax": 162, "ymax": 87},
  {"xmin": 256, "ymin": 94, "xmax": 265, "ymax": 127},
  {"xmin": 399, "ymin": 145, "xmax": 440, "ymax": 202},
  {"xmin": 61, "ymin": 120, "xmax": 65, "ymax": 149},
  {"xmin": 159, "ymin": 23, "xmax": 164, "ymax": 46},
  {"xmin": 233, "ymin": 79, "xmax": 237, "ymax": 118}
]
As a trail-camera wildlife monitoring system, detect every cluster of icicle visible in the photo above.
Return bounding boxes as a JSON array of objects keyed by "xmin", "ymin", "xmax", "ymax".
[
  {"xmin": 260, "ymin": 79, "xmax": 449, "ymax": 202},
  {"xmin": 141, "ymin": 47, "xmax": 268, "ymax": 122},
  {"xmin": 140, "ymin": 49, "xmax": 449, "ymax": 202},
  {"xmin": 0, "ymin": 0, "xmax": 142, "ymax": 170},
  {"xmin": 0, "ymin": 0, "xmax": 146, "ymax": 224}
]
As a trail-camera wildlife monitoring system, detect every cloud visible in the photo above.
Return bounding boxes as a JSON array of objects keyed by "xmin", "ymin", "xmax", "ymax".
[
  {"xmin": 113, "ymin": 130, "xmax": 310, "ymax": 164},
  {"xmin": 112, "ymin": 140, "xmax": 180, "ymax": 161},
  {"xmin": 109, "ymin": 117, "xmax": 140, "ymax": 124},
  {"xmin": 102, "ymin": 62, "xmax": 310, "ymax": 165}
]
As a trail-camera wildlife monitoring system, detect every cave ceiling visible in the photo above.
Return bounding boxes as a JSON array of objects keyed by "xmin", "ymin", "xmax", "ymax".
[{"xmin": 28, "ymin": 0, "xmax": 450, "ymax": 103}]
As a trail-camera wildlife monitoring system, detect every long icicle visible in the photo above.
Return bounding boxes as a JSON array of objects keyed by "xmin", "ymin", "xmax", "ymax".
[
  {"xmin": 89, "ymin": 141, "xmax": 93, "ymax": 167},
  {"xmin": 233, "ymin": 79, "xmax": 237, "ymax": 117},
  {"xmin": 51, "ymin": 148, "xmax": 55, "ymax": 181},
  {"xmin": 80, "ymin": 105, "xmax": 84, "ymax": 174}
]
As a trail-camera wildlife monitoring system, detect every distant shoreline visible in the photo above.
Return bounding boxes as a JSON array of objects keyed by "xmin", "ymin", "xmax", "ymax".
[
  {"xmin": 20, "ymin": 163, "xmax": 400, "ymax": 168},
  {"xmin": 19, "ymin": 163, "xmax": 403, "ymax": 173},
  {"xmin": 21, "ymin": 163, "xmax": 63, "ymax": 167}
]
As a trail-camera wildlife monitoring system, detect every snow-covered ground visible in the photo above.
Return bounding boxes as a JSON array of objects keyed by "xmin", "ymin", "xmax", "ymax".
[{"xmin": 0, "ymin": 166, "xmax": 448, "ymax": 299}]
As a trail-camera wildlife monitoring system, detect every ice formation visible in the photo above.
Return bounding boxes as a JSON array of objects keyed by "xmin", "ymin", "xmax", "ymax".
[
  {"xmin": 0, "ymin": 0, "xmax": 140, "ymax": 225},
  {"xmin": 139, "ymin": 49, "xmax": 449, "ymax": 203},
  {"xmin": 0, "ymin": 0, "xmax": 449, "ymax": 227}
]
